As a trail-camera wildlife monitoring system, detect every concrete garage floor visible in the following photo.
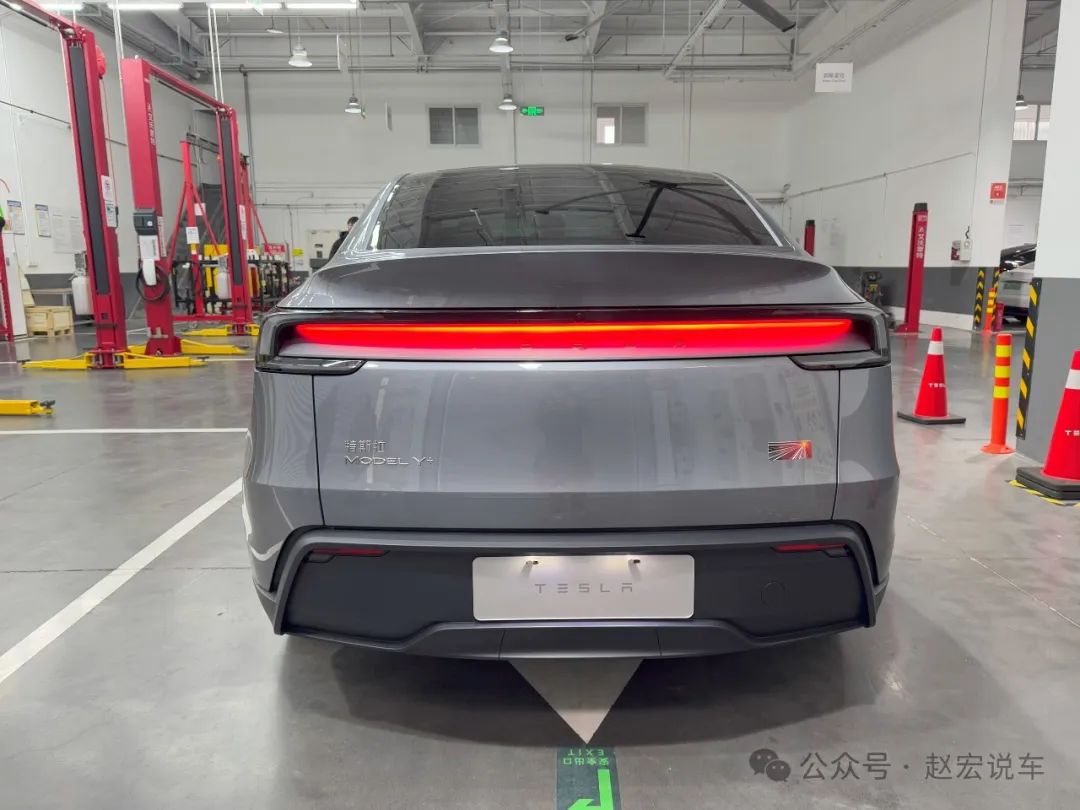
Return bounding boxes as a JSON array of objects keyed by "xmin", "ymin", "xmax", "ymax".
[{"xmin": 1, "ymin": 326, "xmax": 1078, "ymax": 809}]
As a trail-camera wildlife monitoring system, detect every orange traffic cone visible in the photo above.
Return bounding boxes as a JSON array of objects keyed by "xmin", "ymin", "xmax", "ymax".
[
  {"xmin": 897, "ymin": 327, "xmax": 966, "ymax": 425},
  {"xmin": 1016, "ymin": 349, "xmax": 1080, "ymax": 499}
]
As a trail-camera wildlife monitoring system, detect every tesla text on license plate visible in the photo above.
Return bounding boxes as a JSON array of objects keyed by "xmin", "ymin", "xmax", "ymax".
[
  {"xmin": 472, "ymin": 554, "xmax": 695, "ymax": 621},
  {"xmin": 1003, "ymin": 281, "xmax": 1023, "ymax": 290}
]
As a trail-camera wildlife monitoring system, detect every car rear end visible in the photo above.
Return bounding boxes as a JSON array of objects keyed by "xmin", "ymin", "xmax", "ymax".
[
  {"xmin": 997, "ymin": 265, "xmax": 1034, "ymax": 318},
  {"xmin": 243, "ymin": 165, "xmax": 898, "ymax": 658}
]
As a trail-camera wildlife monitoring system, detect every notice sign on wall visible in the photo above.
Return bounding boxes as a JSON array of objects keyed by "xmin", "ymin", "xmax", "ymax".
[
  {"xmin": 990, "ymin": 182, "xmax": 1008, "ymax": 202},
  {"xmin": 35, "ymin": 204, "xmax": 51, "ymax": 237},
  {"xmin": 815, "ymin": 62, "xmax": 854, "ymax": 93},
  {"xmin": 5, "ymin": 200, "xmax": 25, "ymax": 234},
  {"xmin": 101, "ymin": 176, "xmax": 118, "ymax": 228}
]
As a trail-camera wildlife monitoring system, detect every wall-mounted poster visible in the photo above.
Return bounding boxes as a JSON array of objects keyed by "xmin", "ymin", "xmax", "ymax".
[
  {"xmin": 35, "ymin": 204, "xmax": 51, "ymax": 237},
  {"xmin": 5, "ymin": 200, "xmax": 25, "ymax": 234}
]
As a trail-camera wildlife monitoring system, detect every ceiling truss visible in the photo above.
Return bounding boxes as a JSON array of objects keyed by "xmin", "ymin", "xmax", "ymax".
[{"xmin": 64, "ymin": 0, "xmax": 1057, "ymax": 81}]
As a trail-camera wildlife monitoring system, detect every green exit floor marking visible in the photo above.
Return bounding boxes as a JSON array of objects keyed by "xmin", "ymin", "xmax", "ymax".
[{"xmin": 556, "ymin": 747, "xmax": 621, "ymax": 810}]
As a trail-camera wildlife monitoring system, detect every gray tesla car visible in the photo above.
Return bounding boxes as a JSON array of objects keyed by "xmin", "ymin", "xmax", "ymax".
[{"xmin": 243, "ymin": 165, "xmax": 897, "ymax": 659}]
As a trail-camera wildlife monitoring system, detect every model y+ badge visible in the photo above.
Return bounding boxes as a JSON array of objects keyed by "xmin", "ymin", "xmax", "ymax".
[
  {"xmin": 768, "ymin": 440, "xmax": 813, "ymax": 462},
  {"xmin": 344, "ymin": 439, "xmax": 435, "ymax": 467}
]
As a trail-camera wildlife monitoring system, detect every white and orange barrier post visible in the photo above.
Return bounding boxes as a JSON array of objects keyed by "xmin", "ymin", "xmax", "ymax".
[
  {"xmin": 982, "ymin": 285, "xmax": 998, "ymax": 333},
  {"xmin": 981, "ymin": 333, "xmax": 1014, "ymax": 454}
]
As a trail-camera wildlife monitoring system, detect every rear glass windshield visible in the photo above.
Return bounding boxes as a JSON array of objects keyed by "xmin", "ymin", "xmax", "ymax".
[{"xmin": 369, "ymin": 166, "xmax": 777, "ymax": 249}]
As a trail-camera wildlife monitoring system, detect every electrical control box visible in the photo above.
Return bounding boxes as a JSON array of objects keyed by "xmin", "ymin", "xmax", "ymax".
[{"xmin": 133, "ymin": 209, "xmax": 158, "ymax": 236}]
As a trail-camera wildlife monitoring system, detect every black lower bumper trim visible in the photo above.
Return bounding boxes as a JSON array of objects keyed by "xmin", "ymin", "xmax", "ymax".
[
  {"xmin": 286, "ymin": 617, "xmax": 870, "ymax": 660},
  {"xmin": 256, "ymin": 523, "xmax": 887, "ymax": 658}
]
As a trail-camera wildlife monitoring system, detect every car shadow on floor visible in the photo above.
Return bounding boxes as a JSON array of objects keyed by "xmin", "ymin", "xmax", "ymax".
[
  {"xmin": 274, "ymin": 589, "xmax": 1023, "ymax": 749},
  {"xmin": 272, "ymin": 596, "xmax": 911, "ymax": 747}
]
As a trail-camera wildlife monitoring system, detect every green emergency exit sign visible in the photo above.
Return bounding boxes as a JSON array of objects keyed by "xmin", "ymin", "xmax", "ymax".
[{"xmin": 519, "ymin": 106, "xmax": 545, "ymax": 116}]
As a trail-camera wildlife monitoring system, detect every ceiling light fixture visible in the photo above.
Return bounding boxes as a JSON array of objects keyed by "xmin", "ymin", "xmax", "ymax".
[
  {"xmin": 344, "ymin": 95, "xmax": 365, "ymax": 115},
  {"xmin": 498, "ymin": 96, "xmax": 517, "ymax": 112},
  {"xmin": 489, "ymin": 30, "xmax": 513, "ymax": 54},
  {"xmin": 210, "ymin": 2, "xmax": 282, "ymax": 9},
  {"xmin": 265, "ymin": 15, "xmax": 284, "ymax": 34},
  {"xmin": 286, "ymin": 2, "xmax": 358, "ymax": 8},
  {"xmin": 289, "ymin": 44, "xmax": 312, "ymax": 68},
  {"xmin": 107, "ymin": 2, "xmax": 182, "ymax": 9},
  {"xmin": 1015, "ymin": 93, "xmax": 1028, "ymax": 111}
]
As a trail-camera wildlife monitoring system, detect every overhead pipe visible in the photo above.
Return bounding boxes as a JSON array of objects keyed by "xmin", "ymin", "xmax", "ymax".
[
  {"xmin": 663, "ymin": 0, "xmax": 733, "ymax": 79},
  {"xmin": 241, "ymin": 66, "xmax": 257, "ymax": 205},
  {"xmin": 564, "ymin": 0, "xmax": 632, "ymax": 41},
  {"xmin": 737, "ymin": 0, "xmax": 796, "ymax": 32}
]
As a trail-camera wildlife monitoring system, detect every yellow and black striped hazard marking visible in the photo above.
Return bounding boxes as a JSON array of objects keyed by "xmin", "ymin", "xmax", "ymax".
[
  {"xmin": 1008, "ymin": 478, "xmax": 1080, "ymax": 508},
  {"xmin": 1016, "ymin": 277, "xmax": 1041, "ymax": 439},
  {"xmin": 972, "ymin": 267, "xmax": 1003, "ymax": 329},
  {"xmin": 972, "ymin": 268, "xmax": 986, "ymax": 327}
]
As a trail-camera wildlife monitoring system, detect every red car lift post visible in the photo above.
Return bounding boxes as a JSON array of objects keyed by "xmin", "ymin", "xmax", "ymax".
[
  {"xmin": 803, "ymin": 219, "xmax": 816, "ymax": 256},
  {"xmin": 17, "ymin": 2, "xmax": 200, "ymax": 370},
  {"xmin": 140, "ymin": 142, "xmax": 243, "ymax": 357},
  {"xmin": 895, "ymin": 203, "xmax": 929, "ymax": 335},
  {"xmin": 121, "ymin": 58, "xmax": 254, "ymax": 338},
  {"xmin": 0, "ymin": 226, "xmax": 13, "ymax": 345}
]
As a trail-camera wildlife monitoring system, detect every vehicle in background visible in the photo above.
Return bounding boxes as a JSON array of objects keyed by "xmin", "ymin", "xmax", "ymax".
[
  {"xmin": 244, "ymin": 164, "xmax": 898, "ymax": 659},
  {"xmin": 997, "ymin": 244, "xmax": 1036, "ymax": 320}
]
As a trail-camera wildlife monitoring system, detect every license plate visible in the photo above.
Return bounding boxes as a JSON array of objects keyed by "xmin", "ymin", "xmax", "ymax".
[
  {"xmin": 472, "ymin": 554, "xmax": 694, "ymax": 621},
  {"xmin": 1003, "ymin": 281, "xmax": 1023, "ymax": 290}
]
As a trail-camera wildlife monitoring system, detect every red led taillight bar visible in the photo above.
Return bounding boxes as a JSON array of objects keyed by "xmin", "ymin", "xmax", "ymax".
[{"xmin": 281, "ymin": 317, "xmax": 859, "ymax": 361}]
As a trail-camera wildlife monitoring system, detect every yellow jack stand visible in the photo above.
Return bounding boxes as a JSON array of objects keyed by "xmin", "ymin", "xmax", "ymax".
[
  {"xmin": 183, "ymin": 323, "xmax": 259, "ymax": 338},
  {"xmin": 0, "ymin": 399, "xmax": 55, "ymax": 416},
  {"xmin": 23, "ymin": 352, "xmax": 206, "ymax": 370},
  {"xmin": 128, "ymin": 339, "xmax": 247, "ymax": 357}
]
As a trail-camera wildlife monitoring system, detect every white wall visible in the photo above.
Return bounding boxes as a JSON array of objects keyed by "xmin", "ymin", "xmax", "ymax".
[
  {"xmin": 1002, "ymin": 191, "xmax": 1041, "ymax": 246},
  {"xmin": 223, "ymin": 68, "xmax": 795, "ymax": 268},
  {"xmin": 0, "ymin": 12, "xmax": 196, "ymax": 279},
  {"xmin": 1002, "ymin": 66, "xmax": 1055, "ymax": 250},
  {"xmin": 783, "ymin": 0, "xmax": 1023, "ymax": 269}
]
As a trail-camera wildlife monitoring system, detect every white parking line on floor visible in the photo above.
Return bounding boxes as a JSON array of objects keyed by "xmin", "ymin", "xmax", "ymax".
[
  {"xmin": 0, "ymin": 428, "xmax": 247, "ymax": 435},
  {"xmin": 0, "ymin": 478, "xmax": 242, "ymax": 689}
]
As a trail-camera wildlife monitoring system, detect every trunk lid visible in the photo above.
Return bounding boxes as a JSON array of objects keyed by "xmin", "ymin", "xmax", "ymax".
[
  {"xmin": 281, "ymin": 247, "xmax": 863, "ymax": 310},
  {"xmin": 313, "ymin": 356, "xmax": 840, "ymax": 530},
  {"xmin": 271, "ymin": 248, "xmax": 875, "ymax": 531}
]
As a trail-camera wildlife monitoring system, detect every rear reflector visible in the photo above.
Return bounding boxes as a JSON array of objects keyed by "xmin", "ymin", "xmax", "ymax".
[
  {"xmin": 282, "ymin": 318, "xmax": 859, "ymax": 361},
  {"xmin": 309, "ymin": 547, "xmax": 386, "ymax": 557},
  {"xmin": 773, "ymin": 542, "xmax": 847, "ymax": 553}
]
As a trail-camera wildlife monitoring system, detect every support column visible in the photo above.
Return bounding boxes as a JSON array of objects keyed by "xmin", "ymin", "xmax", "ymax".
[{"xmin": 1015, "ymin": 0, "xmax": 1080, "ymax": 459}]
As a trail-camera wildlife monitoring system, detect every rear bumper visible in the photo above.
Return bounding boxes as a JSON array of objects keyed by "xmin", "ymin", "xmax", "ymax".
[
  {"xmin": 255, "ymin": 523, "xmax": 887, "ymax": 659},
  {"xmin": 997, "ymin": 288, "xmax": 1030, "ymax": 311}
]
